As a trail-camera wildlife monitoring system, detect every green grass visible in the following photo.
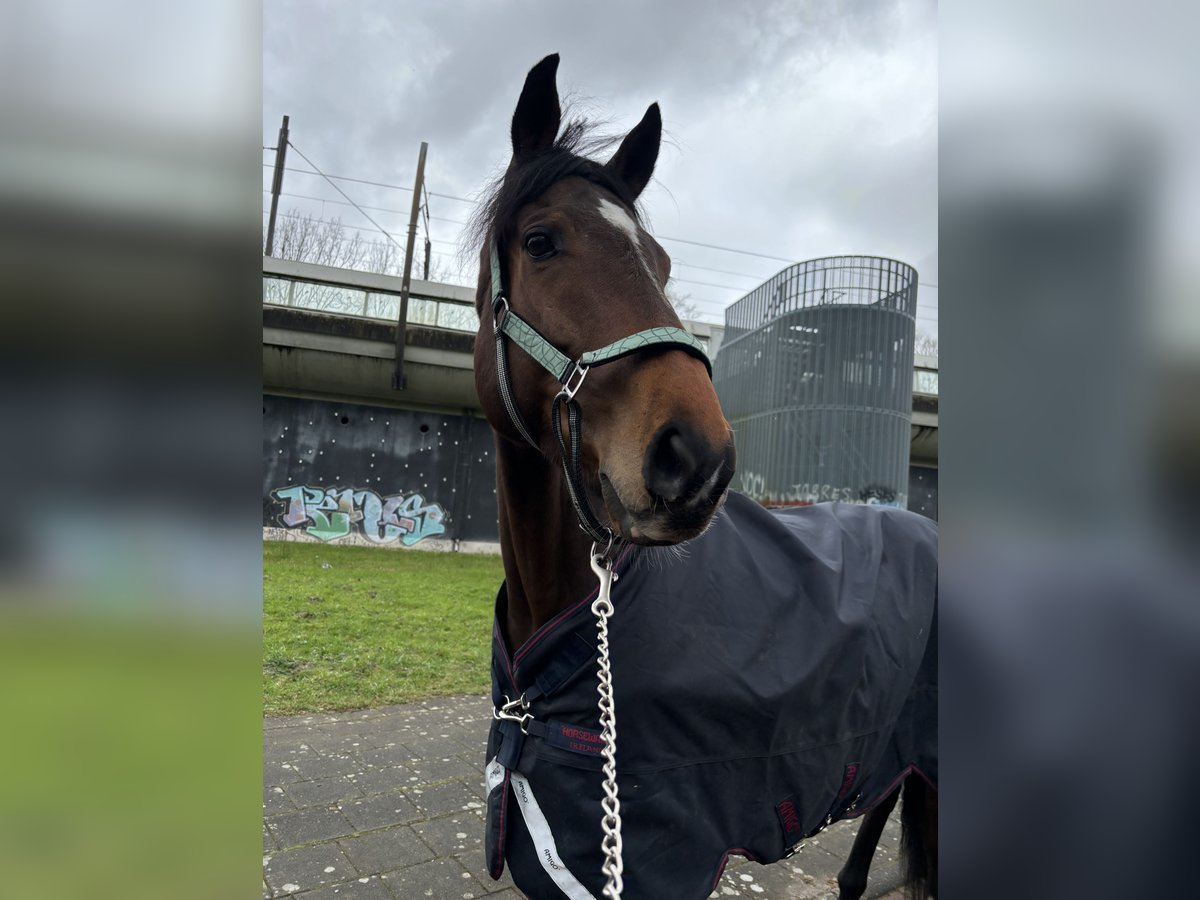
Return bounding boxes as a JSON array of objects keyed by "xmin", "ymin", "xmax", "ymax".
[{"xmin": 263, "ymin": 542, "xmax": 505, "ymax": 714}]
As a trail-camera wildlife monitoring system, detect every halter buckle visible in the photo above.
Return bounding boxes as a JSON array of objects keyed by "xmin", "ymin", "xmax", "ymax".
[
  {"xmin": 558, "ymin": 362, "xmax": 590, "ymax": 401},
  {"xmin": 491, "ymin": 294, "xmax": 509, "ymax": 329}
]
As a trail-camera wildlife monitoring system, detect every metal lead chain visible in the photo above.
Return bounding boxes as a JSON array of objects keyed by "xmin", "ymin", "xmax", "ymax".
[{"xmin": 589, "ymin": 547, "xmax": 624, "ymax": 900}]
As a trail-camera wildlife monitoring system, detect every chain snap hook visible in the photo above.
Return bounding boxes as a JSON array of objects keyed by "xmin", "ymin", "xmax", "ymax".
[{"xmin": 590, "ymin": 535, "xmax": 618, "ymax": 569}]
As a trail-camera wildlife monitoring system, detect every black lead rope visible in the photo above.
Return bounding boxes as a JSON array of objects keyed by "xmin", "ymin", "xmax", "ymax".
[{"xmin": 551, "ymin": 393, "xmax": 613, "ymax": 545}]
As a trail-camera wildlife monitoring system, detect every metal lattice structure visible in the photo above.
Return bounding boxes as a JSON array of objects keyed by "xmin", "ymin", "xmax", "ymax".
[{"xmin": 713, "ymin": 255, "xmax": 918, "ymax": 507}]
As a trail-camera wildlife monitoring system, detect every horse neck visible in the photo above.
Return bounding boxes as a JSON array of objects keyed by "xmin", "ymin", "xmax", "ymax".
[{"xmin": 493, "ymin": 435, "xmax": 596, "ymax": 652}]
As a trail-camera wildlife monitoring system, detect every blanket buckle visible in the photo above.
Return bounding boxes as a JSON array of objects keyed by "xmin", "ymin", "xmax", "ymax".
[{"xmin": 493, "ymin": 694, "xmax": 534, "ymax": 735}]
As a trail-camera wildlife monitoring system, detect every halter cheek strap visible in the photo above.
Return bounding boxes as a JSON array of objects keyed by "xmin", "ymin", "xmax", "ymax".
[{"xmin": 488, "ymin": 242, "xmax": 712, "ymax": 548}]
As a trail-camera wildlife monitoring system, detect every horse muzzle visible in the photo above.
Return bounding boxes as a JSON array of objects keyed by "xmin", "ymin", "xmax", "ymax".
[{"xmin": 600, "ymin": 425, "xmax": 736, "ymax": 545}]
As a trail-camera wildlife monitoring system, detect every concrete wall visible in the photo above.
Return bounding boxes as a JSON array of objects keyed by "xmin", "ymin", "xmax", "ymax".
[
  {"xmin": 263, "ymin": 394, "xmax": 498, "ymax": 550},
  {"xmin": 261, "ymin": 263, "xmax": 938, "ymax": 548},
  {"xmin": 263, "ymin": 391, "xmax": 939, "ymax": 551},
  {"xmin": 908, "ymin": 465, "xmax": 938, "ymax": 521}
]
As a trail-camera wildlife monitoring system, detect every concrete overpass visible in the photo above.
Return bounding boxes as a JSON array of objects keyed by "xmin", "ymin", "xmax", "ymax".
[{"xmin": 262, "ymin": 257, "xmax": 938, "ymax": 466}]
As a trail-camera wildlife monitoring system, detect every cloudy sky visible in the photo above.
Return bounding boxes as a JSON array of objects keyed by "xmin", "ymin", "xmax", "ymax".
[{"xmin": 263, "ymin": 0, "xmax": 937, "ymax": 332}]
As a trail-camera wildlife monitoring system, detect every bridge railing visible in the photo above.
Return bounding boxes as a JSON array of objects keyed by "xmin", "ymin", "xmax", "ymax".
[
  {"xmin": 914, "ymin": 353, "xmax": 939, "ymax": 396},
  {"xmin": 916, "ymin": 355, "xmax": 936, "ymax": 396},
  {"xmin": 262, "ymin": 257, "xmax": 727, "ymax": 357},
  {"xmin": 263, "ymin": 256, "xmax": 480, "ymax": 333},
  {"xmin": 262, "ymin": 258, "xmax": 909, "ymax": 388}
]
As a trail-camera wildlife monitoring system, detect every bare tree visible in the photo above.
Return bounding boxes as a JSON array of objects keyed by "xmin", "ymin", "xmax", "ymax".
[
  {"xmin": 264, "ymin": 209, "xmax": 487, "ymax": 318},
  {"xmin": 362, "ymin": 233, "xmax": 402, "ymax": 276},
  {"xmin": 265, "ymin": 209, "xmax": 478, "ymax": 288},
  {"xmin": 266, "ymin": 209, "xmax": 405, "ymax": 275},
  {"xmin": 417, "ymin": 246, "xmax": 465, "ymax": 285},
  {"xmin": 666, "ymin": 283, "xmax": 702, "ymax": 322}
]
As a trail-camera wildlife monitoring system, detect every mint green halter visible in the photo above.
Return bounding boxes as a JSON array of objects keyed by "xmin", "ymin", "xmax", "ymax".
[{"xmin": 488, "ymin": 241, "xmax": 712, "ymax": 550}]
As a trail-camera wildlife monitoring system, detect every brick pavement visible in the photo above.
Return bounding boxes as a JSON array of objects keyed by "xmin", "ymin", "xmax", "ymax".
[{"xmin": 263, "ymin": 696, "xmax": 904, "ymax": 899}]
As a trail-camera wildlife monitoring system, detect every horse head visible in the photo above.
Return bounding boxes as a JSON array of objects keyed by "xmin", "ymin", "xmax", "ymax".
[{"xmin": 474, "ymin": 54, "xmax": 735, "ymax": 546}]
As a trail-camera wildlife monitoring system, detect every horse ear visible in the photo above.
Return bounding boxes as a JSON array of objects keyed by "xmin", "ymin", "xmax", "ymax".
[
  {"xmin": 606, "ymin": 103, "xmax": 661, "ymax": 199},
  {"xmin": 511, "ymin": 54, "xmax": 562, "ymax": 158}
]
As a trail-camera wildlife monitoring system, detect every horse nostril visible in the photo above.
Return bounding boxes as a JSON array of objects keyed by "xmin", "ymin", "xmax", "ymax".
[
  {"xmin": 646, "ymin": 428, "xmax": 686, "ymax": 502},
  {"xmin": 645, "ymin": 424, "xmax": 707, "ymax": 504}
]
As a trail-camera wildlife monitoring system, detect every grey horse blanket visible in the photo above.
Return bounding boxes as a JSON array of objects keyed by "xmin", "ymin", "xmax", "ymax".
[{"xmin": 484, "ymin": 491, "xmax": 938, "ymax": 899}]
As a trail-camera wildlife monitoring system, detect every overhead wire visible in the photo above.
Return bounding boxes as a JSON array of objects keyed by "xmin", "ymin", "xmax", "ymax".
[
  {"xmin": 669, "ymin": 276, "xmax": 751, "ymax": 292},
  {"xmin": 263, "ymin": 156, "xmax": 936, "ymax": 318},
  {"xmin": 262, "ymin": 163, "xmax": 914, "ymax": 269},
  {"xmin": 283, "ymin": 142, "xmax": 406, "ymax": 252},
  {"xmin": 655, "ymin": 234, "xmax": 795, "ymax": 264},
  {"xmin": 264, "ymin": 190, "xmax": 788, "ymax": 284},
  {"xmin": 264, "ymin": 168, "xmax": 932, "ymax": 288},
  {"xmin": 266, "ymin": 205, "xmax": 940, "ymax": 318},
  {"xmin": 263, "ymin": 189, "xmax": 411, "ymax": 218},
  {"xmin": 266, "ymin": 210, "xmax": 460, "ymax": 245},
  {"xmin": 267, "ymin": 207, "xmax": 939, "ymax": 309},
  {"xmin": 261, "ymin": 162, "xmax": 477, "ymax": 204}
]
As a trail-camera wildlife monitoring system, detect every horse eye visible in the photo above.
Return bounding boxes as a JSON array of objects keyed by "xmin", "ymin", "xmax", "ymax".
[{"xmin": 524, "ymin": 232, "xmax": 556, "ymax": 260}]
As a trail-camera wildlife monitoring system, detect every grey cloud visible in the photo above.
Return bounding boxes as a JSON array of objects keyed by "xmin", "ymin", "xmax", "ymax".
[{"xmin": 265, "ymin": 0, "xmax": 936, "ymax": 320}]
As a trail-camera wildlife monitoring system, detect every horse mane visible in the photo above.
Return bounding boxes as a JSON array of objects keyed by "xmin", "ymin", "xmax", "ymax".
[{"xmin": 467, "ymin": 116, "xmax": 641, "ymax": 278}]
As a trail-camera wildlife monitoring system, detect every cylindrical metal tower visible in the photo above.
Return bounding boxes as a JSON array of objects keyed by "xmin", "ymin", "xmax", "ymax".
[{"xmin": 713, "ymin": 255, "xmax": 918, "ymax": 507}]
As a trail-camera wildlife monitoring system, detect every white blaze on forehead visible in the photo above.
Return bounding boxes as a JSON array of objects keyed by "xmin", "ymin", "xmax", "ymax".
[
  {"xmin": 595, "ymin": 197, "xmax": 668, "ymax": 304},
  {"xmin": 596, "ymin": 197, "xmax": 643, "ymax": 248}
]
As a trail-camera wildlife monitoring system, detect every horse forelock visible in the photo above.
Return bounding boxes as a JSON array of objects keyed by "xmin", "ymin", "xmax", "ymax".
[{"xmin": 468, "ymin": 118, "xmax": 642, "ymax": 275}]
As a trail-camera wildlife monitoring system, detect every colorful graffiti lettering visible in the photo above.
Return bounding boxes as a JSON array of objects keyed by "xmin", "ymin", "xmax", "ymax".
[{"xmin": 272, "ymin": 485, "xmax": 447, "ymax": 546}]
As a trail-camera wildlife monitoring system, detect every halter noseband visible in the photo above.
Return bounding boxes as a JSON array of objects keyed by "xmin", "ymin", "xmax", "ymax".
[{"xmin": 488, "ymin": 241, "xmax": 712, "ymax": 552}]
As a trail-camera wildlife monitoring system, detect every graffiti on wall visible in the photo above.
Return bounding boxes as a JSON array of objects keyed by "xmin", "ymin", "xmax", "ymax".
[
  {"xmin": 737, "ymin": 471, "xmax": 907, "ymax": 508},
  {"xmin": 272, "ymin": 485, "xmax": 447, "ymax": 545},
  {"xmin": 857, "ymin": 484, "xmax": 904, "ymax": 508}
]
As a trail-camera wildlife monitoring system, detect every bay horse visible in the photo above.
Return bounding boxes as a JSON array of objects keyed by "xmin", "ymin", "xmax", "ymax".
[{"xmin": 471, "ymin": 54, "xmax": 937, "ymax": 900}]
